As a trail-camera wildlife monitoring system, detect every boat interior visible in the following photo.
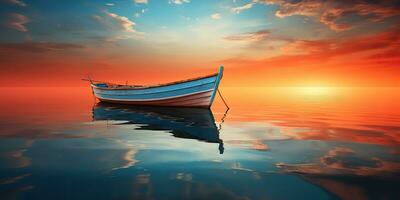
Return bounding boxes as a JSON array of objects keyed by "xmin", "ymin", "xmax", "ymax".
[{"xmin": 87, "ymin": 73, "xmax": 219, "ymax": 90}]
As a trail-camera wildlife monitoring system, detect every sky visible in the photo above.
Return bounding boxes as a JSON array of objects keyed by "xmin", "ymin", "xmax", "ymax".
[{"xmin": 0, "ymin": 0, "xmax": 399, "ymax": 87}]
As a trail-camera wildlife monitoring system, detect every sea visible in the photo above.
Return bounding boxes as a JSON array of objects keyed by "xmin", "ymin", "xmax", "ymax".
[{"xmin": 0, "ymin": 87, "xmax": 399, "ymax": 200}]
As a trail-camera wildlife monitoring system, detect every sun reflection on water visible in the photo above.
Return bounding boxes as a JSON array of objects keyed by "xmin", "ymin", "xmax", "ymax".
[{"xmin": 295, "ymin": 86, "xmax": 337, "ymax": 96}]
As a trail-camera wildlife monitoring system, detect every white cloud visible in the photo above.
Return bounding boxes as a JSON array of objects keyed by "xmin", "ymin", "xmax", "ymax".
[
  {"xmin": 8, "ymin": 13, "xmax": 29, "ymax": 32},
  {"xmin": 134, "ymin": 0, "xmax": 148, "ymax": 4},
  {"xmin": 134, "ymin": 8, "xmax": 148, "ymax": 18},
  {"xmin": 223, "ymin": 30, "xmax": 270, "ymax": 42},
  {"xmin": 168, "ymin": 0, "xmax": 190, "ymax": 5},
  {"xmin": 106, "ymin": 12, "xmax": 136, "ymax": 33},
  {"xmin": 232, "ymin": 2, "xmax": 255, "ymax": 13},
  {"xmin": 211, "ymin": 13, "xmax": 221, "ymax": 20},
  {"xmin": 105, "ymin": 3, "xmax": 114, "ymax": 6},
  {"xmin": 93, "ymin": 11, "xmax": 144, "ymax": 41}
]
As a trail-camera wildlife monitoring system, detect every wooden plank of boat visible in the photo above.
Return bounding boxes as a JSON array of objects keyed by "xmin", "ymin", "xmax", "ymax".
[{"xmin": 86, "ymin": 66, "xmax": 224, "ymax": 108}]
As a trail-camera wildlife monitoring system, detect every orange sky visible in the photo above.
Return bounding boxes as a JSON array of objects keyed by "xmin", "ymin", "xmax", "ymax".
[{"xmin": 0, "ymin": 0, "xmax": 399, "ymax": 87}]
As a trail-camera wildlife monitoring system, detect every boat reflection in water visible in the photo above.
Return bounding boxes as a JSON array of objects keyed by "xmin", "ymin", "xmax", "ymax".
[{"xmin": 92, "ymin": 102, "xmax": 225, "ymax": 154}]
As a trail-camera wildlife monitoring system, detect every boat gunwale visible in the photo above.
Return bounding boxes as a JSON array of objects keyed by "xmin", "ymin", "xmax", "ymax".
[
  {"xmin": 93, "ymin": 81, "xmax": 216, "ymax": 97},
  {"xmin": 91, "ymin": 73, "xmax": 219, "ymax": 91}
]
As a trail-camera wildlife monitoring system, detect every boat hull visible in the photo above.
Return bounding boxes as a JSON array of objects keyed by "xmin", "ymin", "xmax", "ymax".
[
  {"xmin": 97, "ymin": 90, "xmax": 213, "ymax": 108},
  {"xmin": 91, "ymin": 66, "xmax": 223, "ymax": 108}
]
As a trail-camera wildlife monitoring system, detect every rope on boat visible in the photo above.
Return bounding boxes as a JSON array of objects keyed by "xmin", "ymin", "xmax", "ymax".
[
  {"xmin": 216, "ymin": 89, "xmax": 229, "ymax": 132},
  {"xmin": 217, "ymin": 89, "xmax": 230, "ymax": 131},
  {"xmin": 216, "ymin": 90, "xmax": 229, "ymax": 154},
  {"xmin": 217, "ymin": 89, "xmax": 230, "ymax": 110},
  {"xmin": 218, "ymin": 107, "xmax": 229, "ymax": 132}
]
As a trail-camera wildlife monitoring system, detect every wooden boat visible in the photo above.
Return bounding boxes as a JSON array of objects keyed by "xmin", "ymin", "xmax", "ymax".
[
  {"xmin": 86, "ymin": 66, "xmax": 224, "ymax": 108},
  {"xmin": 93, "ymin": 102, "xmax": 225, "ymax": 154}
]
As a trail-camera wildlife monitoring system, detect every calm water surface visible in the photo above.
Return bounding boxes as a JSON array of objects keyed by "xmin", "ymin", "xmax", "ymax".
[{"xmin": 0, "ymin": 87, "xmax": 399, "ymax": 200}]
